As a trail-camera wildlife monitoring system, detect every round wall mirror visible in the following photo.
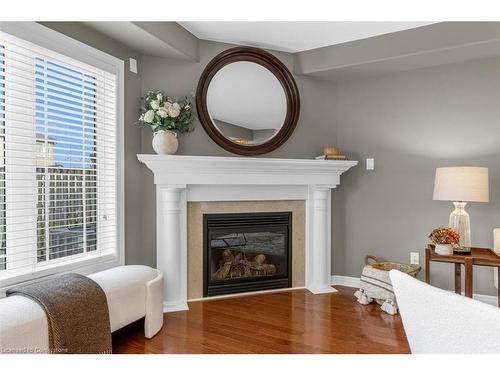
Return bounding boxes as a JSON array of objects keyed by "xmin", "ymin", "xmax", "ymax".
[{"xmin": 196, "ymin": 47, "xmax": 300, "ymax": 156}]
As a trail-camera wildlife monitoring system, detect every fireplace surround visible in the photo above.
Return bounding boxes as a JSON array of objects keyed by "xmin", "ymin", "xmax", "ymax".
[
  {"xmin": 203, "ymin": 212, "xmax": 292, "ymax": 296},
  {"xmin": 138, "ymin": 154, "xmax": 357, "ymax": 312},
  {"xmin": 187, "ymin": 200, "xmax": 305, "ymax": 300}
]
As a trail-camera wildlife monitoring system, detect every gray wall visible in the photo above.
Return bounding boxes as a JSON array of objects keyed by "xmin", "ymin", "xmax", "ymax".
[
  {"xmin": 253, "ymin": 128, "xmax": 277, "ymax": 143},
  {"xmin": 332, "ymin": 57, "xmax": 500, "ymax": 295},
  {"xmin": 41, "ymin": 23, "xmax": 146, "ymax": 265},
  {"xmin": 214, "ymin": 120, "xmax": 277, "ymax": 143},
  {"xmin": 213, "ymin": 119, "xmax": 253, "ymax": 140}
]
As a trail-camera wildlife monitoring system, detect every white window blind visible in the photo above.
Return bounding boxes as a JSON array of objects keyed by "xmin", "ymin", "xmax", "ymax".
[{"xmin": 0, "ymin": 30, "xmax": 118, "ymax": 281}]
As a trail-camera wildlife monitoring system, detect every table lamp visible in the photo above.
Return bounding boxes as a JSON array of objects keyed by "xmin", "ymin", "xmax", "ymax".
[{"xmin": 433, "ymin": 167, "xmax": 489, "ymax": 251}]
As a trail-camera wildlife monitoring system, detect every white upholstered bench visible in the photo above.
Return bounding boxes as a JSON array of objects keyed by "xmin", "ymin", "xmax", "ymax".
[{"xmin": 0, "ymin": 265, "xmax": 164, "ymax": 353}]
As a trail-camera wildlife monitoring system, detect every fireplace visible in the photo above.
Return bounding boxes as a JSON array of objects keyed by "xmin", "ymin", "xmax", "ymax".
[
  {"xmin": 203, "ymin": 212, "xmax": 292, "ymax": 297},
  {"xmin": 139, "ymin": 154, "xmax": 357, "ymax": 311}
]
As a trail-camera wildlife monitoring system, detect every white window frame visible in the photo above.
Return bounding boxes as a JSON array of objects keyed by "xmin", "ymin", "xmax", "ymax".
[{"xmin": 0, "ymin": 22, "xmax": 124, "ymax": 290}]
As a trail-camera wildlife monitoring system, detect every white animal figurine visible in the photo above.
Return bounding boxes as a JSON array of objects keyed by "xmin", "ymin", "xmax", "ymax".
[
  {"xmin": 354, "ymin": 289, "xmax": 373, "ymax": 305},
  {"xmin": 380, "ymin": 299, "xmax": 398, "ymax": 315}
]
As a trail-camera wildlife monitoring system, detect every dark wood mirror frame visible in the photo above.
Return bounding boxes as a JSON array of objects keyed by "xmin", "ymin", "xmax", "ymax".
[{"xmin": 196, "ymin": 47, "xmax": 300, "ymax": 156}]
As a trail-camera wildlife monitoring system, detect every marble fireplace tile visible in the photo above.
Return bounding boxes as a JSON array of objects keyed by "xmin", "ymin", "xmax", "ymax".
[{"xmin": 187, "ymin": 200, "xmax": 305, "ymax": 299}]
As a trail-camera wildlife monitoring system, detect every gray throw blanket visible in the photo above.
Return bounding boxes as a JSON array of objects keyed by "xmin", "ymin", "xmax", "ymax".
[{"xmin": 7, "ymin": 273, "xmax": 112, "ymax": 354}]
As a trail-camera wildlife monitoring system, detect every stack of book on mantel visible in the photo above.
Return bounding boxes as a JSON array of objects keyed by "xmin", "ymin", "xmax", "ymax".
[{"xmin": 315, "ymin": 147, "xmax": 348, "ymax": 160}]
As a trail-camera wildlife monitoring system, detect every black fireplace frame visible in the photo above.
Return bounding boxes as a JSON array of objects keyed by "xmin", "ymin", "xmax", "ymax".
[{"xmin": 203, "ymin": 212, "xmax": 292, "ymax": 297}]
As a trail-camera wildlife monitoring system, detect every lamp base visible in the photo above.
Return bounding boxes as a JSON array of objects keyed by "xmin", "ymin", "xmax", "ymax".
[{"xmin": 449, "ymin": 201, "xmax": 471, "ymax": 249}]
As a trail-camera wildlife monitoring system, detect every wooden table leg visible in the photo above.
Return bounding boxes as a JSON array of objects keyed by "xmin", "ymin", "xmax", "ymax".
[
  {"xmin": 454, "ymin": 264, "xmax": 461, "ymax": 294},
  {"xmin": 425, "ymin": 247, "xmax": 430, "ymax": 284},
  {"xmin": 464, "ymin": 258, "xmax": 473, "ymax": 298},
  {"xmin": 498, "ymin": 267, "xmax": 500, "ymax": 307}
]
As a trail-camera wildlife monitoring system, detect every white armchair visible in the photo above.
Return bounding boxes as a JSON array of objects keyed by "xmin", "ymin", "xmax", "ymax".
[{"xmin": 390, "ymin": 270, "xmax": 500, "ymax": 354}]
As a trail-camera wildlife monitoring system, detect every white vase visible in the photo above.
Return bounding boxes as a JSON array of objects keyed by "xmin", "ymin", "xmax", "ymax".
[
  {"xmin": 435, "ymin": 244, "xmax": 453, "ymax": 255},
  {"xmin": 152, "ymin": 130, "xmax": 178, "ymax": 155}
]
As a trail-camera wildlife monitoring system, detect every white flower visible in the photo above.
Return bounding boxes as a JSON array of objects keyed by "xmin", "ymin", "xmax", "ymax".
[
  {"xmin": 168, "ymin": 102, "xmax": 181, "ymax": 118},
  {"xmin": 150, "ymin": 100, "xmax": 160, "ymax": 110},
  {"xmin": 164, "ymin": 101, "xmax": 172, "ymax": 110},
  {"xmin": 157, "ymin": 93, "xmax": 163, "ymax": 102},
  {"xmin": 143, "ymin": 110, "xmax": 155, "ymax": 123},
  {"xmin": 157, "ymin": 107, "xmax": 168, "ymax": 118}
]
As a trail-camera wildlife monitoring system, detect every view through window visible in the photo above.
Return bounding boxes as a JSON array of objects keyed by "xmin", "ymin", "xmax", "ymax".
[{"xmin": 34, "ymin": 58, "xmax": 98, "ymax": 262}]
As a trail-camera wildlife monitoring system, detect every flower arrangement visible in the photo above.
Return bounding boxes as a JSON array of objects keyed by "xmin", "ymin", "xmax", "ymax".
[
  {"xmin": 429, "ymin": 227, "xmax": 460, "ymax": 245},
  {"xmin": 138, "ymin": 90, "xmax": 194, "ymax": 133}
]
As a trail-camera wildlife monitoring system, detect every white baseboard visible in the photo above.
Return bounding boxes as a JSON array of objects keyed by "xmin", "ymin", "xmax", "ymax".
[
  {"xmin": 468, "ymin": 293, "xmax": 498, "ymax": 306},
  {"xmin": 331, "ymin": 275, "xmax": 360, "ymax": 288},
  {"xmin": 164, "ymin": 276, "xmax": 497, "ymax": 310},
  {"xmin": 307, "ymin": 285, "xmax": 339, "ymax": 294},
  {"xmin": 330, "ymin": 275, "xmax": 498, "ymax": 306},
  {"xmin": 163, "ymin": 301, "xmax": 189, "ymax": 313}
]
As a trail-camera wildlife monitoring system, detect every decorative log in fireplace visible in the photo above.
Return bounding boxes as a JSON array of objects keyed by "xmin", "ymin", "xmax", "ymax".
[
  {"xmin": 213, "ymin": 249, "xmax": 277, "ymax": 280},
  {"xmin": 203, "ymin": 212, "xmax": 292, "ymax": 297}
]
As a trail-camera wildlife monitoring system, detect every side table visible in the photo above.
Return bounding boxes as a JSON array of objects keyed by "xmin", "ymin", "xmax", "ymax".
[{"xmin": 425, "ymin": 244, "xmax": 500, "ymax": 307}]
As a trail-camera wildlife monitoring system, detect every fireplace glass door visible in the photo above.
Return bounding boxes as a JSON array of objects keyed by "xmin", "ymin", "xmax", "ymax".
[{"xmin": 203, "ymin": 212, "xmax": 292, "ymax": 296}]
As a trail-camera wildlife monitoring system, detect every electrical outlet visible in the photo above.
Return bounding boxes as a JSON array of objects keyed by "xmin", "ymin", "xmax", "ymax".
[
  {"xmin": 366, "ymin": 158, "xmax": 374, "ymax": 170},
  {"xmin": 410, "ymin": 252, "xmax": 420, "ymax": 265}
]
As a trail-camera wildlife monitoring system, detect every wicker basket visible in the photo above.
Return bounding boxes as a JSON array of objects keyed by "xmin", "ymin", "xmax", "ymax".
[{"xmin": 365, "ymin": 255, "xmax": 421, "ymax": 277}]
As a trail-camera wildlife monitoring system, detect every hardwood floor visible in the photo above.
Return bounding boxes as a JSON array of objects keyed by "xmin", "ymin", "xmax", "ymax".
[{"xmin": 112, "ymin": 286, "xmax": 410, "ymax": 354}]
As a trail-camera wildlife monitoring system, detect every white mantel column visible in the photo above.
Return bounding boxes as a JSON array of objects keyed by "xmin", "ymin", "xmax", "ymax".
[
  {"xmin": 157, "ymin": 185, "xmax": 188, "ymax": 312},
  {"xmin": 306, "ymin": 185, "xmax": 337, "ymax": 294}
]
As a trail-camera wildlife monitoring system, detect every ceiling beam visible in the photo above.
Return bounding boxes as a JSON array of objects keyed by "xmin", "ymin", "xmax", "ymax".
[
  {"xmin": 82, "ymin": 22, "xmax": 199, "ymax": 61},
  {"xmin": 294, "ymin": 22, "xmax": 500, "ymax": 77},
  {"xmin": 132, "ymin": 22, "xmax": 199, "ymax": 61}
]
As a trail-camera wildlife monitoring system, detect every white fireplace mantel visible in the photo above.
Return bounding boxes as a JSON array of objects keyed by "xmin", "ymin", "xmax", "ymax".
[{"xmin": 138, "ymin": 154, "xmax": 357, "ymax": 312}]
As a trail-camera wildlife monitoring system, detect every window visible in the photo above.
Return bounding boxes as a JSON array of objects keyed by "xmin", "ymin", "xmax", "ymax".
[{"xmin": 0, "ymin": 25, "xmax": 123, "ymax": 285}]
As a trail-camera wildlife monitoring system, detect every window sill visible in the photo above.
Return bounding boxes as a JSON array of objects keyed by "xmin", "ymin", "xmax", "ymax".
[{"xmin": 0, "ymin": 252, "xmax": 123, "ymax": 296}]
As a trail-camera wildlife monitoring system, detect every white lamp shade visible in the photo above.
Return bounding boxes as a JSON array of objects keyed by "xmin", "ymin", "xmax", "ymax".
[{"xmin": 433, "ymin": 167, "xmax": 489, "ymax": 202}]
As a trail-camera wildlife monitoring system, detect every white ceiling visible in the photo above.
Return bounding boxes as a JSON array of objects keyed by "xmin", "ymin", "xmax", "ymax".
[
  {"xmin": 207, "ymin": 61, "xmax": 286, "ymax": 130},
  {"xmin": 178, "ymin": 22, "xmax": 435, "ymax": 53}
]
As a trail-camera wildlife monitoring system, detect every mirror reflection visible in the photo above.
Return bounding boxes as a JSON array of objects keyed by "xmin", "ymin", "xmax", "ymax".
[{"xmin": 206, "ymin": 61, "xmax": 287, "ymax": 145}]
